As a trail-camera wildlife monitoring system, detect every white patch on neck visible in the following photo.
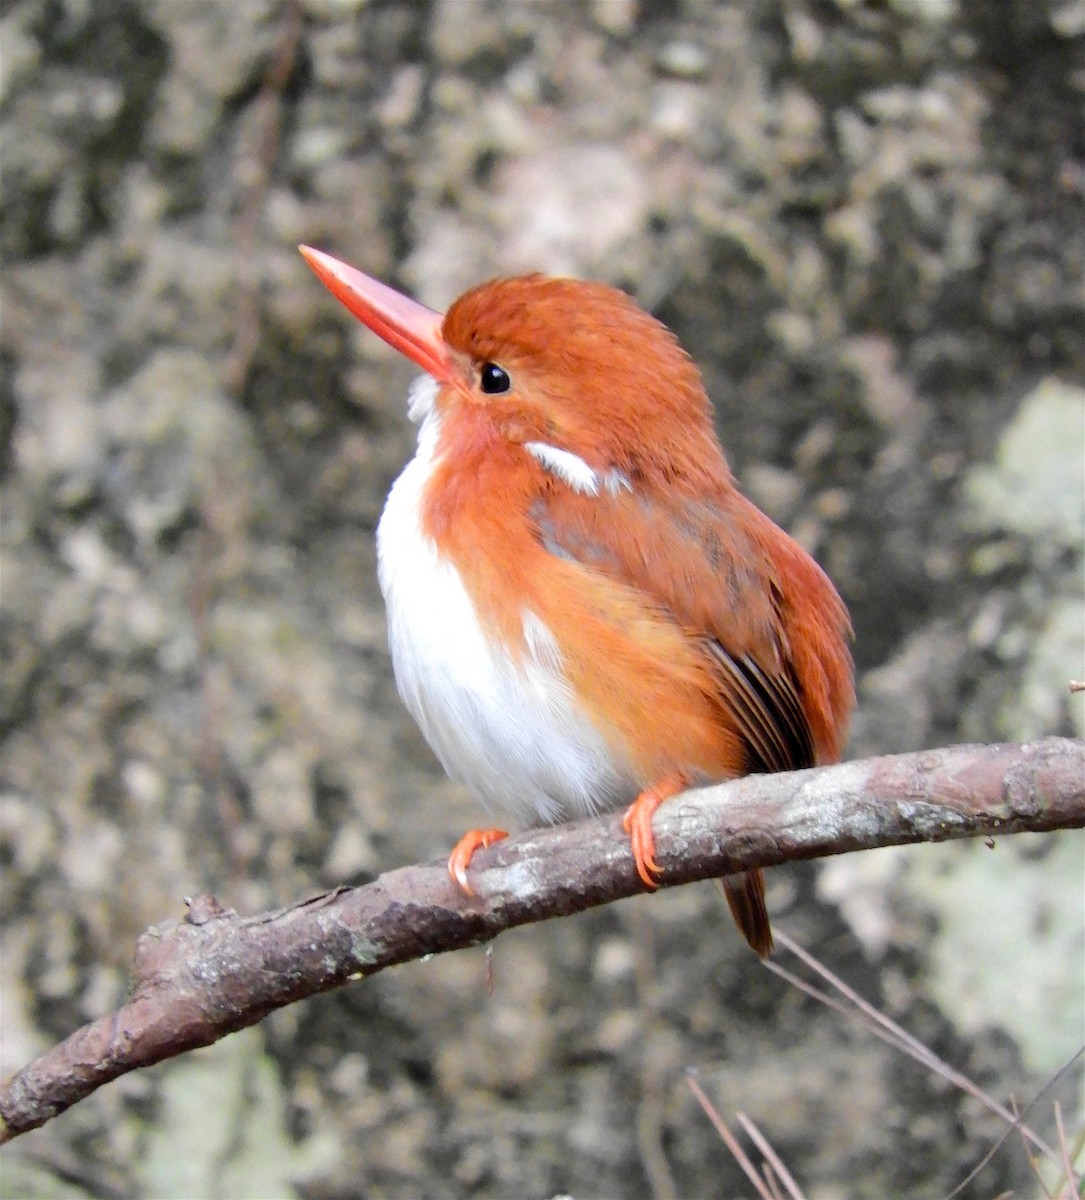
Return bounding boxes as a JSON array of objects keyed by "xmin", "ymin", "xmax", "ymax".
[
  {"xmin": 525, "ymin": 442, "xmax": 600, "ymax": 495},
  {"xmin": 525, "ymin": 440, "xmax": 633, "ymax": 498},
  {"xmin": 375, "ymin": 404, "xmax": 632, "ymax": 825}
]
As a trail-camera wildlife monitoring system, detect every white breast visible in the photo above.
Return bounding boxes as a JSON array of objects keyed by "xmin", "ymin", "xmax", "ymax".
[{"xmin": 375, "ymin": 377, "xmax": 631, "ymax": 826}]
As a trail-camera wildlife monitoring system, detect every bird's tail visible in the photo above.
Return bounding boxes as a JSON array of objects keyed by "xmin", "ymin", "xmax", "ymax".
[{"xmin": 719, "ymin": 869, "xmax": 774, "ymax": 957}]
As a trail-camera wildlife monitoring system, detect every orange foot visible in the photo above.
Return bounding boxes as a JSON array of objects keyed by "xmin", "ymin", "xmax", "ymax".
[
  {"xmin": 622, "ymin": 773, "xmax": 689, "ymax": 889},
  {"xmin": 448, "ymin": 828, "xmax": 508, "ymax": 894}
]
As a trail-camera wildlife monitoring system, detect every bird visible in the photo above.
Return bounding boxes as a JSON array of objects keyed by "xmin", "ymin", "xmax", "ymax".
[{"xmin": 299, "ymin": 245, "xmax": 855, "ymax": 956}]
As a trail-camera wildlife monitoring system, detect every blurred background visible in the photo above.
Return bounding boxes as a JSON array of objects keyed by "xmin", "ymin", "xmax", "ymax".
[{"xmin": 1, "ymin": 0, "xmax": 1083, "ymax": 1196}]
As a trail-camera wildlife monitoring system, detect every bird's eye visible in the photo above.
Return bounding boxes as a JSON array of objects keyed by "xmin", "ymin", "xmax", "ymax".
[{"xmin": 479, "ymin": 362, "xmax": 511, "ymax": 394}]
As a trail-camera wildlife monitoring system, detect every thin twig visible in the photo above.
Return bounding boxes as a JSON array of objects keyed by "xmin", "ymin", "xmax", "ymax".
[
  {"xmin": 771, "ymin": 931, "xmax": 1060, "ymax": 1162},
  {"xmin": 944, "ymin": 1048, "xmax": 1084, "ymax": 1198},
  {"xmin": 735, "ymin": 1112, "xmax": 805, "ymax": 1200},
  {"xmin": 1010, "ymin": 1095, "xmax": 1051, "ymax": 1197},
  {"xmin": 764, "ymin": 941, "xmax": 1084, "ymax": 1198},
  {"xmin": 1052, "ymin": 1100, "xmax": 1081, "ymax": 1198},
  {"xmin": 686, "ymin": 1075, "xmax": 776, "ymax": 1200}
]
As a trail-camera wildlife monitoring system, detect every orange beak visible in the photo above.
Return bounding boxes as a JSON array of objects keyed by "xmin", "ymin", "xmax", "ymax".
[{"xmin": 298, "ymin": 246, "xmax": 453, "ymax": 383}]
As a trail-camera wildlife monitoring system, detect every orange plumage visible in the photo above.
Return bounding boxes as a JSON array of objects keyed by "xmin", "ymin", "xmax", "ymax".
[{"xmin": 301, "ymin": 250, "xmax": 855, "ymax": 955}]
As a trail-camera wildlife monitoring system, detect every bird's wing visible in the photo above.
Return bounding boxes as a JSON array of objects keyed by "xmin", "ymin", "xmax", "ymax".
[{"xmin": 529, "ymin": 482, "xmax": 845, "ymax": 773}]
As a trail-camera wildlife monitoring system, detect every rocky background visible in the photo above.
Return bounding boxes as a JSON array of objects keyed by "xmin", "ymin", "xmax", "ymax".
[{"xmin": 2, "ymin": 0, "xmax": 1083, "ymax": 1196}]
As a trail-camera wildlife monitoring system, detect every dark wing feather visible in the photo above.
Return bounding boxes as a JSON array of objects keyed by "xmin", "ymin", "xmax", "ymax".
[{"xmin": 708, "ymin": 646, "xmax": 815, "ymax": 773}]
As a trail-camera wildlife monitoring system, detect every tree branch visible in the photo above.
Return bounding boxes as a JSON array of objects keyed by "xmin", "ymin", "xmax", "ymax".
[{"xmin": 2, "ymin": 738, "xmax": 1082, "ymax": 1143}]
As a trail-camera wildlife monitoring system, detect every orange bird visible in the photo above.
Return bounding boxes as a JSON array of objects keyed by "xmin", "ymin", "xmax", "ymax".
[{"xmin": 300, "ymin": 246, "xmax": 854, "ymax": 955}]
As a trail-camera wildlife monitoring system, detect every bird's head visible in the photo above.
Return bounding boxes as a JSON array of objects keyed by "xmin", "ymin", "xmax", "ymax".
[{"xmin": 300, "ymin": 247, "xmax": 730, "ymax": 494}]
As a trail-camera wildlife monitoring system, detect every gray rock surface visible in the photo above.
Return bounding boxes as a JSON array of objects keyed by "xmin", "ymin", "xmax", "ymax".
[{"xmin": 1, "ymin": 1, "xmax": 1082, "ymax": 1196}]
